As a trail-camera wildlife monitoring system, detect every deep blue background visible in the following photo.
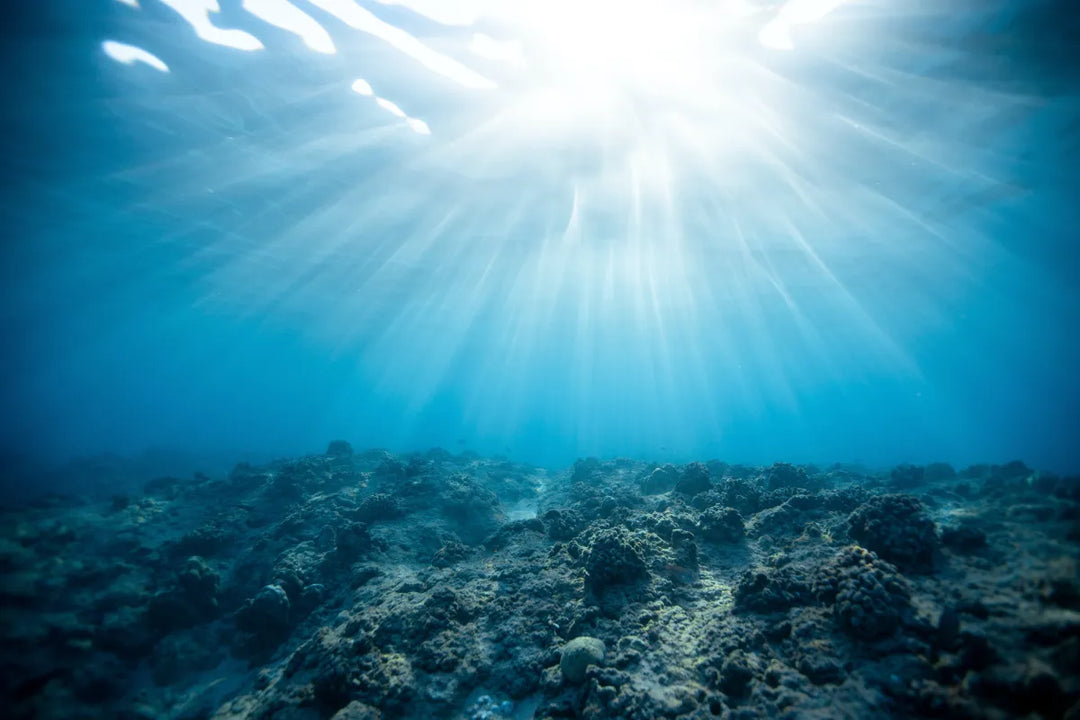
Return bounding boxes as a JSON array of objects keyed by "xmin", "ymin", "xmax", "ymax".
[{"xmin": 1, "ymin": 0, "xmax": 1078, "ymax": 485}]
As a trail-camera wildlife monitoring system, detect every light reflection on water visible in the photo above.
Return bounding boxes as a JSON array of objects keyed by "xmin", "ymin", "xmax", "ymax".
[
  {"xmin": 243, "ymin": 0, "xmax": 337, "ymax": 54},
  {"xmin": 105, "ymin": 0, "xmax": 848, "ymax": 133},
  {"xmin": 79, "ymin": 0, "xmax": 1073, "ymax": 466},
  {"xmin": 102, "ymin": 40, "xmax": 170, "ymax": 72}
]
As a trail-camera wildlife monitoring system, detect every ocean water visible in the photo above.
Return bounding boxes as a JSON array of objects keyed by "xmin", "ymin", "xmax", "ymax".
[
  {"xmin": 2, "ymin": 1, "xmax": 1079, "ymax": 474},
  {"xmin": 3, "ymin": 3, "xmax": 1080, "ymax": 719}
]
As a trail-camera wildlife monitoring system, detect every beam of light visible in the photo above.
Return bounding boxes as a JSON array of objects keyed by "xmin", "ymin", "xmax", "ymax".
[
  {"xmin": 102, "ymin": 40, "xmax": 169, "ymax": 71},
  {"xmin": 114, "ymin": 0, "xmax": 140, "ymax": 7},
  {"xmin": 99, "ymin": 0, "xmax": 1047, "ymax": 463},
  {"xmin": 158, "ymin": 0, "xmax": 264, "ymax": 51},
  {"xmin": 305, "ymin": 0, "xmax": 496, "ymax": 89},
  {"xmin": 242, "ymin": 0, "xmax": 336, "ymax": 54}
]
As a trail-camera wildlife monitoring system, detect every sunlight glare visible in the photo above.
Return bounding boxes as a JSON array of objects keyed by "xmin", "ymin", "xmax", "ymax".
[
  {"xmin": 370, "ymin": 0, "xmax": 485, "ymax": 27},
  {"xmin": 352, "ymin": 78, "xmax": 432, "ymax": 134},
  {"xmin": 102, "ymin": 40, "xmax": 169, "ymax": 71},
  {"xmin": 158, "ymin": 0, "xmax": 264, "ymax": 51},
  {"xmin": 375, "ymin": 97, "xmax": 407, "ymax": 118},
  {"xmin": 759, "ymin": 0, "xmax": 852, "ymax": 50},
  {"xmin": 242, "ymin": 0, "xmax": 336, "ymax": 54},
  {"xmin": 306, "ymin": 0, "xmax": 496, "ymax": 89},
  {"xmin": 470, "ymin": 33, "xmax": 524, "ymax": 66},
  {"xmin": 464, "ymin": 0, "xmax": 771, "ymax": 162},
  {"xmin": 518, "ymin": 0, "xmax": 716, "ymax": 95},
  {"xmin": 406, "ymin": 117, "xmax": 431, "ymax": 135}
]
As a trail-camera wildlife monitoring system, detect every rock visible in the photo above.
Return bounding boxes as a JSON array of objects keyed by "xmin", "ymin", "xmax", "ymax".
[
  {"xmin": 796, "ymin": 653, "xmax": 844, "ymax": 686},
  {"xmin": 330, "ymin": 701, "xmax": 382, "ymax": 720},
  {"xmin": 326, "ymin": 440, "xmax": 354, "ymax": 458},
  {"xmin": 431, "ymin": 539, "xmax": 470, "ymax": 568},
  {"xmin": 571, "ymin": 458, "xmax": 603, "ymax": 483},
  {"xmin": 177, "ymin": 556, "xmax": 219, "ymax": 607},
  {"xmin": 889, "ymin": 464, "xmax": 925, "ymax": 489},
  {"xmin": 483, "ymin": 518, "xmax": 546, "ymax": 551},
  {"xmin": 560, "ymin": 636, "xmax": 606, "ymax": 683},
  {"xmin": 814, "ymin": 546, "xmax": 913, "ymax": 640},
  {"xmin": 720, "ymin": 650, "xmax": 755, "ymax": 696},
  {"xmin": 237, "ymin": 584, "xmax": 290, "ymax": 632},
  {"xmin": 541, "ymin": 508, "xmax": 584, "ymax": 541},
  {"xmin": 674, "ymin": 463, "xmax": 711, "ymax": 496},
  {"xmin": 983, "ymin": 460, "xmax": 1033, "ymax": 493},
  {"xmin": 355, "ymin": 493, "xmax": 404, "ymax": 523},
  {"xmin": 299, "ymin": 583, "xmax": 327, "ymax": 612},
  {"xmin": 712, "ymin": 479, "xmax": 763, "ymax": 515},
  {"xmin": 3, "ymin": 445, "xmax": 1074, "ymax": 720},
  {"xmin": 670, "ymin": 528, "xmax": 699, "ymax": 574},
  {"xmin": 735, "ymin": 565, "xmax": 815, "ymax": 613},
  {"xmin": 924, "ymin": 463, "xmax": 957, "ymax": 482},
  {"xmin": 583, "ymin": 527, "xmax": 649, "ymax": 594},
  {"xmin": 336, "ymin": 522, "xmax": 375, "ymax": 561},
  {"xmin": 698, "ymin": 506, "xmax": 745, "ymax": 543},
  {"xmin": 765, "ymin": 463, "xmax": 808, "ymax": 491},
  {"xmin": 171, "ymin": 524, "xmax": 231, "ymax": 558},
  {"xmin": 642, "ymin": 465, "xmax": 680, "ymax": 495},
  {"xmin": 848, "ymin": 494, "xmax": 939, "ymax": 572}
]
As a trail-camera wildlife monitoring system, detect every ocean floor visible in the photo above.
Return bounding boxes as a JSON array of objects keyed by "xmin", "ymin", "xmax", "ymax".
[{"xmin": 2, "ymin": 445, "xmax": 1079, "ymax": 719}]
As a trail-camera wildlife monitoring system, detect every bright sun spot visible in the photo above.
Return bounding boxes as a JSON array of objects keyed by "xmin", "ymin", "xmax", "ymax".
[
  {"xmin": 759, "ymin": 0, "xmax": 851, "ymax": 50},
  {"xmin": 461, "ymin": 0, "xmax": 775, "ymax": 177},
  {"xmin": 512, "ymin": 0, "xmax": 722, "ymax": 97},
  {"xmin": 446, "ymin": 0, "xmax": 861, "ymax": 184}
]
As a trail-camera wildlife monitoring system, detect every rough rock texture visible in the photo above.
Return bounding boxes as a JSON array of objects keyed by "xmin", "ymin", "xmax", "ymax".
[
  {"xmin": 583, "ymin": 526, "xmax": 650, "ymax": 594},
  {"xmin": 1, "ymin": 450, "xmax": 1077, "ymax": 720},
  {"xmin": 697, "ymin": 505, "xmax": 745, "ymax": 543},
  {"xmin": 673, "ymin": 463, "xmax": 711, "ymax": 496},
  {"xmin": 560, "ymin": 636, "xmax": 606, "ymax": 682},
  {"xmin": 847, "ymin": 493, "xmax": 940, "ymax": 571},
  {"xmin": 813, "ymin": 545, "xmax": 913, "ymax": 640}
]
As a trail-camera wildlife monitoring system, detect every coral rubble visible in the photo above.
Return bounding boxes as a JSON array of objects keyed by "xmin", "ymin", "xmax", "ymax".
[{"xmin": 1, "ymin": 450, "xmax": 1078, "ymax": 719}]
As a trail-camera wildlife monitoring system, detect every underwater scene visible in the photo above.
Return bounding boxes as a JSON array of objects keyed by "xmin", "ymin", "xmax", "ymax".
[{"xmin": 1, "ymin": 0, "xmax": 1079, "ymax": 718}]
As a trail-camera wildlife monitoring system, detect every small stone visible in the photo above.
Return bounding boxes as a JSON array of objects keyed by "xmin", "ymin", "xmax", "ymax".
[{"xmin": 560, "ymin": 636, "xmax": 606, "ymax": 683}]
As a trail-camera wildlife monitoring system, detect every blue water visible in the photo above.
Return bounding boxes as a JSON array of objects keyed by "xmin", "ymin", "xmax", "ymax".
[{"xmin": 1, "ymin": 0, "xmax": 1078, "ymax": 475}]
